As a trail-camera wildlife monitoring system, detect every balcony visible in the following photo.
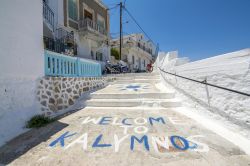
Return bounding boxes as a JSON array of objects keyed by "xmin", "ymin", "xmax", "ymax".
[
  {"xmin": 137, "ymin": 43, "xmax": 153, "ymax": 55},
  {"xmin": 79, "ymin": 19, "xmax": 107, "ymax": 40},
  {"xmin": 43, "ymin": 36, "xmax": 77, "ymax": 56},
  {"xmin": 55, "ymin": 28, "xmax": 74, "ymax": 45},
  {"xmin": 43, "ymin": 1, "xmax": 54, "ymax": 31},
  {"xmin": 43, "ymin": 28, "xmax": 77, "ymax": 56}
]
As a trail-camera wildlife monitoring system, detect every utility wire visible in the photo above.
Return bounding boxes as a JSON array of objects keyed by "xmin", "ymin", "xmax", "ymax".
[
  {"xmin": 108, "ymin": 2, "xmax": 160, "ymax": 57},
  {"xmin": 123, "ymin": 7, "xmax": 157, "ymax": 47},
  {"xmin": 107, "ymin": 4, "xmax": 119, "ymax": 11}
]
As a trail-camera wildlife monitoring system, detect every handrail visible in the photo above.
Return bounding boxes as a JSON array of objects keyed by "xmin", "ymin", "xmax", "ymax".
[{"xmin": 159, "ymin": 68, "xmax": 250, "ymax": 97}]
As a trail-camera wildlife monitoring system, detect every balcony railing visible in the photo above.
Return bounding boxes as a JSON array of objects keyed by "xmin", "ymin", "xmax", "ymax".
[
  {"xmin": 44, "ymin": 50, "xmax": 102, "ymax": 77},
  {"xmin": 43, "ymin": 36, "xmax": 77, "ymax": 56},
  {"xmin": 137, "ymin": 42, "xmax": 152, "ymax": 55},
  {"xmin": 43, "ymin": 1, "xmax": 54, "ymax": 30},
  {"xmin": 79, "ymin": 19, "xmax": 107, "ymax": 36},
  {"xmin": 55, "ymin": 28, "xmax": 74, "ymax": 41},
  {"xmin": 113, "ymin": 39, "xmax": 153, "ymax": 57}
]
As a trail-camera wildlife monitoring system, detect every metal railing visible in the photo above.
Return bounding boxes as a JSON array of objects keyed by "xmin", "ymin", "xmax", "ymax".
[
  {"xmin": 120, "ymin": 39, "xmax": 153, "ymax": 56},
  {"xmin": 44, "ymin": 37, "xmax": 68, "ymax": 54},
  {"xmin": 55, "ymin": 28, "xmax": 74, "ymax": 42},
  {"xmin": 44, "ymin": 50, "xmax": 102, "ymax": 77},
  {"xmin": 79, "ymin": 19, "xmax": 107, "ymax": 36},
  {"xmin": 159, "ymin": 68, "xmax": 250, "ymax": 97},
  {"xmin": 43, "ymin": 36, "xmax": 77, "ymax": 56},
  {"xmin": 43, "ymin": 1, "xmax": 54, "ymax": 30},
  {"xmin": 137, "ymin": 42, "xmax": 152, "ymax": 55}
]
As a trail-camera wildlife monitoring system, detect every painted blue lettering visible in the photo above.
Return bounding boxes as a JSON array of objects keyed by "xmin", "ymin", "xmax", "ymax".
[
  {"xmin": 49, "ymin": 131, "xmax": 77, "ymax": 147},
  {"xmin": 130, "ymin": 135, "xmax": 149, "ymax": 151},
  {"xmin": 170, "ymin": 135, "xmax": 189, "ymax": 150},
  {"xmin": 149, "ymin": 117, "xmax": 166, "ymax": 125},
  {"xmin": 99, "ymin": 117, "xmax": 112, "ymax": 125},
  {"xmin": 92, "ymin": 134, "xmax": 112, "ymax": 148},
  {"xmin": 188, "ymin": 141, "xmax": 198, "ymax": 149},
  {"xmin": 122, "ymin": 118, "xmax": 132, "ymax": 125}
]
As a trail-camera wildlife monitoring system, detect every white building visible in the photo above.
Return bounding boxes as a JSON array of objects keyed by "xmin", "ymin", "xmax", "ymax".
[
  {"xmin": 111, "ymin": 34, "xmax": 155, "ymax": 72},
  {"xmin": 0, "ymin": 0, "xmax": 44, "ymax": 146},
  {"xmin": 43, "ymin": 0, "xmax": 111, "ymax": 67}
]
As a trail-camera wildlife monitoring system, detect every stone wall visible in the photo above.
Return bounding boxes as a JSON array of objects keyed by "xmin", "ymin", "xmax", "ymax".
[{"xmin": 36, "ymin": 76, "xmax": 115, "ymax": 117}]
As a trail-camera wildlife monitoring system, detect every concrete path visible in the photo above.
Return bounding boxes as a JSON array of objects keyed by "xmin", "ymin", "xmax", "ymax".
[{"xmin": 0, "ymin": 73, "xmax": 250, "ymax": 166}]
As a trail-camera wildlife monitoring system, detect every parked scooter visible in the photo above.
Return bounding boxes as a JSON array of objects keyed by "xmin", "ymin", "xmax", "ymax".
[
  {"xmin": 104, "ymin": 61, "xmax": 120, "ymax": 74},
  {"xmin": 103, "ymin": 61, "xmax": 129, "ymax": 74},
  {"xmin": 117, "ymin": 60, "xmax": 129, "ymax": 73}
]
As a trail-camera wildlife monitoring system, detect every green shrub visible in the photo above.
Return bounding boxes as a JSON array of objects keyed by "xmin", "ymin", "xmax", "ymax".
[
  {"xmin": 26, "ymin": 115, "xmax": 54, "ymax": 128},
  {"xmin": 111, "ymin": 48, "xmax": 120, "ymax": 60}
]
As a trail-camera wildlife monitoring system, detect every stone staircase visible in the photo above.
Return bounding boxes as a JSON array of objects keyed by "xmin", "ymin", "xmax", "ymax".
[
  {"xmin": 111, "ymin": 73, "xmax": 160, "ymax": 84},
  {"xmin": 83, "ymin": 73, "xmax": 181, "ymax": 108}
]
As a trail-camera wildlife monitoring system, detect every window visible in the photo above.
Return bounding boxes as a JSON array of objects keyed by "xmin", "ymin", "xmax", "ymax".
[
  {"xmin": 97, "ymin": 14, "xmax": 105, "ymax": 29},
  {"xmin": 96, "ymin": 52, "xmax": 103, "ymax": 61},
  {"xmin": 91, "ymin": 50, "xmax": 94, "ymax": 59},
  {"xmin": 84, "ymin": 10, "xmax": 93, "ymax": 20},
  {"xmin": 132, "ymin": 55, "xmax": 134, "ymax": 64},
  {"xmin": 144, "ymin": 60, "xmax": 145, "ymax": 67},
  {"xmin": 68, "ymin": 0, "xmax": 78, "ymax": 21}
]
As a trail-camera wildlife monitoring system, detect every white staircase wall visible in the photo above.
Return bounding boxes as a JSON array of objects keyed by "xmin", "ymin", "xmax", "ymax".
[{"xmin": 158, "ymin": 49, "xmax": 250, "ymax": 127}]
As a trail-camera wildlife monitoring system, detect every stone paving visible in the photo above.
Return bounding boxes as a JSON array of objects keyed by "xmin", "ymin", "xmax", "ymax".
[{"xmin": 0, "ymin": 73, "xmax": 250, "ymax": 166}]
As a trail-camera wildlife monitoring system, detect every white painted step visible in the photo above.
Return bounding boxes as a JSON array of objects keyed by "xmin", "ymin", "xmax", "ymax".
[
  {"xmin": 116, "ymin": 76, "xmax": 160, "ymax": 80},
  {"xmin": 83, "ymin": 107, "xmax": 170, "ymax": 111},
  {"xmin": 115, "ymin": 73, "xmax": 160, "ymax": 77},
  {"xmin": 84, "ymin": 99, "xmax": 181, "ymax": 108},
  {"xmin": 90, "ymin": 92, "xmax": 175, "ymax": 99},
  {"xmin": 111, "ymin": 79, "xmax": 161, "ymax": 84}
]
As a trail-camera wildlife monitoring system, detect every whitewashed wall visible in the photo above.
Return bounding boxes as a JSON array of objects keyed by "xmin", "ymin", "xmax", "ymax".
[
  {"xmin": 158, "ymin": 49, "xmax": 250, "ymax": 128},
  {"xmin": 0, "ymin": 0, "xmax": 44, "ymax": 146},
  {"xmin": 127, "ymin": 49, "xmax": 151, "ymax": 71}
]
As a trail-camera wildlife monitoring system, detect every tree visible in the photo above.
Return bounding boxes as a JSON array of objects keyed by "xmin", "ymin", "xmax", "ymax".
[{"xmin": 111, "ymin": 48, "xmax": 120, "ymax": 60}]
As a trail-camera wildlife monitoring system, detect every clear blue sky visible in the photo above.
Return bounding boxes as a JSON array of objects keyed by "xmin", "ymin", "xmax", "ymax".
[{"xmin": 103, "ymin": 0, "xmax": 250, "ymax": 61}]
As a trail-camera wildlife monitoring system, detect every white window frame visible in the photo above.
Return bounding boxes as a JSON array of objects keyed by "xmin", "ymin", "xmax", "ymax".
[{"xmin": 97, "ymin": 13, "xmax": 105, "ymax": 29}]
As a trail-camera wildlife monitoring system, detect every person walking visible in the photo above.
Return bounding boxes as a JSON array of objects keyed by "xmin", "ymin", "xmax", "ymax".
[{"xmin": 147, "ymin": 61, "xmax": 153, "ymax": 72}]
